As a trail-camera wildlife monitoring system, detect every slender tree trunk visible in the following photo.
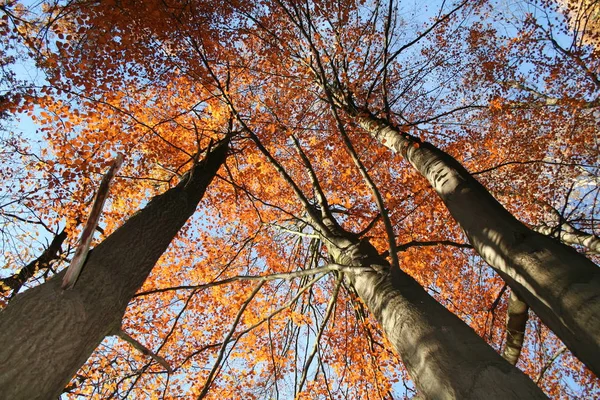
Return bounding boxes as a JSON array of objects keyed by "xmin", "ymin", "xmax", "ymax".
[
  {"xmin": 350, "ymin": 109, "xmax": 600, "ymax": 376},
  {"xmin": 0, "ymin": 140, "xmax": 228, "ymax": 399},
  {"xmin": 326, "ymin": 233, "xmax": 547, "ymax": 399},
  {"xmin": 502, "ymin": 291, "xmax": 529, "ymax": 365}
]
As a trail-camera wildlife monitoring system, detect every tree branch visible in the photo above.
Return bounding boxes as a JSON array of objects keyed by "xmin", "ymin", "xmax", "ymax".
[
  {"xmin": 297, "ymin": 274, "xmax": 342, "ymax": 392},
  {"xmin": 134, "ymin": 264, "xmax": 357, "ymax": 298},
  {"xmin": 197, "ymin": 282, "xmax": 265, "ymax": 399},
  {"xmin": 0, "ymin": 228, "xmax": 67, "ymax": 297},
  {"xmin": 62, "ymin": 154, "xmax": 123, "ymax": 289},
  {"xmin": 114, "ymin": 328, "xmax": 173, "ymax": 374},
  {"xmin": 535, "ymin": 346, "xmax": 568, "ymax": 384},
  {"xmin": 534, "ymin": 222, "xmax": 600, "ymax": 254},
  {"xmin": 396, "ymin": 239, "xmax": 472, "ymax": 252}
]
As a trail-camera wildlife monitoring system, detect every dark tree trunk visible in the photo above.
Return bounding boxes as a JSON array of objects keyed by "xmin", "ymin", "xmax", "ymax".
[
  {"xmin": 352, "ymin": 109, "xmax": 600, "ymax": 377},
  {"xmin": 0, "ymin": 140, "xmax": 228, "ymax": 399}
]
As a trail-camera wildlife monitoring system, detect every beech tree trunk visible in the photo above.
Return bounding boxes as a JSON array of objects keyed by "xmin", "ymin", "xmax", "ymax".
[
  {"xmin": 0, "ymin": 141, "xmax": 228, "ymax": 399},
  {"xmin": 351, "ymin": 109, "xmax": 600, "ymax": 376},
  {"xmin": 502, "ymin": 291, "xmax": 529, "ymax": 365},
  {"xmin": 252, "ymin": 120, "xmax": 545, "ymax": 397},
  {"xmin": 325, "ymin": 232, "xmax": 547, "ymax": 399}
]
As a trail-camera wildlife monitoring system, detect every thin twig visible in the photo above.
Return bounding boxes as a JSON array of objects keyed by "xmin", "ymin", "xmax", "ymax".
[
  {"xmin": 134, "ymin": 264, "xmax": 355, "ymax": 298},
  {"xmin": 535, "ymin": 346, "xmax": 567, "ymax": 384},
  {"xmin": 297, "ymin": 274, "xmax": 342, "ymax": 392},
  {"xmin": 197, "ymin": 282, "xmax": 265, "ymax": 399}
]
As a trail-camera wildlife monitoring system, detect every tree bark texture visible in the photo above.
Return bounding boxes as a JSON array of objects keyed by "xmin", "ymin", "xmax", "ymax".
[
  {"xmin": 534, "ymin": 222, "xmax": 600, "ymax": 254},
  {"xmin": 0, "ymin": 141, "xmax": 228, "ymax": 399},
  {"xmin": 502, "ymin": 291, "xmax": 529, "ymax": 365},
  {"xmin": 325, "ymin": 233, "xmax": 547, "ymax": 399},
  {"xmin": 353, "ymin": 110, "xmax": 600, "ymax": 377}
]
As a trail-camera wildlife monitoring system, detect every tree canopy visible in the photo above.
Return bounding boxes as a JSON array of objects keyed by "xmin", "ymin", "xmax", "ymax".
[{"xmin": 0, "ymin": 0, "xmax": 599, "ymax": 398}]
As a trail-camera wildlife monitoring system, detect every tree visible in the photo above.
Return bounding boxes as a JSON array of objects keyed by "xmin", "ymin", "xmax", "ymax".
[
  {"xmin": 0, "ymin": 138, "xmax": 228, "ymax": 399},
  {"xmin": 0, "ymin": 0, "xmax": 598, "ymax": 398},
  {"xmin": 242, "ymin": 118, "xmax": 545, "ymax": 397},
  {"xmin": 262, "ymin": 0, "xmax": 600, "ymax": 377},
  {"xmin": 557, "ymin": 0, "xmax": 600, "ymax": 48}
]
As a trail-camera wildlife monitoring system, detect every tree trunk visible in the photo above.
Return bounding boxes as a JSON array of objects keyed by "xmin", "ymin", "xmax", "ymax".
[
  {"xmin": 0, "ymin": 140, "xmax": 228, "ymax": 399},
  {"xmin": 326, "ymin": 234, "xmax": 547, "ymax": 399},
  {"xmin": 502, "ymin": 291, "xmax": 529, "ymax": 365},
  {"xmin": 351, "ymin": 109, "xmax": 600, "ymax": 377}
]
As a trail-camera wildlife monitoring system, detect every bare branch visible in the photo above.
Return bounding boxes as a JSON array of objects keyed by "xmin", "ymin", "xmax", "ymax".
[
  {"xmin": 535, "ymin": 346, "xmax": 568, "ymax": 384},
  {"xmin": 268, "ymin": 223, "xmax": 320, "ymax": 239},
  {"xmin": 486, "ymin": 284, "xmax": 507, "ymax": 342},
  {"xmin": 297, "ymin": 274, "xmax": 342, "ymax": 392},
  {"xmin": 114, "ymin": 328, "xmax": 173, "ymax": 374},
  {"xmin": 197, "ymin": 282, "xmax": 265, "ymax": 399},
  {"xmin": 548, "ymin": 34, "xmax": 600, "ymax": 88},
  {"xmin": 290, "ymin": 135, "xmax": 334, "ymax": 222},
  {"xmin": 534, "ymin": 222, "xmax": 600, "ymax": 254},
  {"xmin": 134, "ymin": 264, "xmax": 358, "ymax": 298},
  {"xmin": 357, "ymin": 214, "xmax": 381, "ymax": 238},
  {"xmin": 395, "ymin": 239, "xmax": 472, "ymax": 253},
  {"xmin": 62, "ymin": 154, "xmax": 124, "ymax": 290},
  {"xmin": 1, "ymin": 228, "xmax": 67, "ymax": 297},
  {"xmin": 472, "ymin": 159, "xmax": 597, "ymax": 176}
]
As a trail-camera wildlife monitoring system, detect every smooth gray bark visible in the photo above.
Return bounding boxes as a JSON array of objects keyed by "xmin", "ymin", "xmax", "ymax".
[
  {"xmin": 324, "ymin": 229, "xmax": 546, "ymax": 398},
  {"xmin": 248, "ymin": 120, "xmax": 545, "ymax": 397},
  {"xmin": 353, "ymin": 110, "xmax": 600, "ymax": 376},
  {"xmin": 502, "ymin": 291, "xmax": 529, "ymax": 365},
  {"xmin": 0, "ymin": 140, "xmax": 228, "ymax": 399},
  {"xmin": 534, "ymin": 222, "xmax": 600, "ymax": 254}
]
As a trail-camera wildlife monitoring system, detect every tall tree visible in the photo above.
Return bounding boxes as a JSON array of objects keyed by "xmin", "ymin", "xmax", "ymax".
[
  {"xmin": 0, "ymin": 138, "xmax": 228, "ymax": 399},
  {"xmin": 263, "ymin": 0, "xmax": 600, "ymax": 376},
  {"xmin": 342, "ymin": 102, "xmax": 600, "ymax": 375},
  {"xmin": 244, "ymin": 117, "xmax": 546, "ymax": 398}
]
